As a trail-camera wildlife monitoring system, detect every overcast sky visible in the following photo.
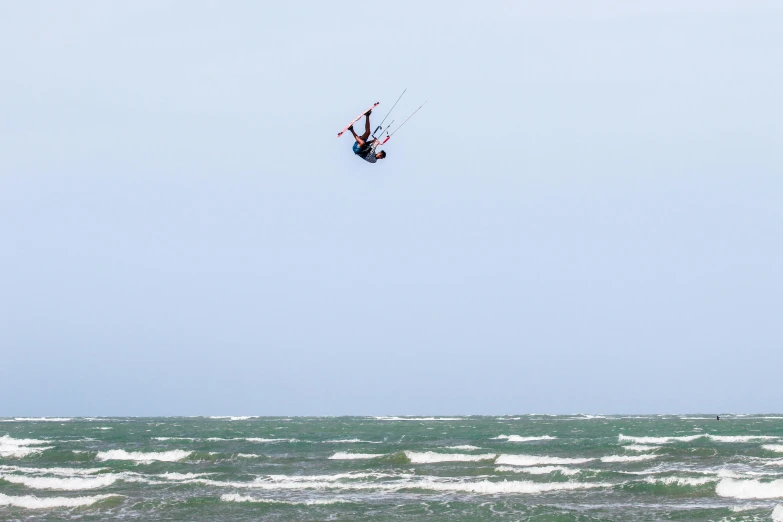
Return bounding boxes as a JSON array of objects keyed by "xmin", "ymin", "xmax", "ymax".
[{"xmin": 1, "ymin": 1, "xmax": 781, "ymax": 416}]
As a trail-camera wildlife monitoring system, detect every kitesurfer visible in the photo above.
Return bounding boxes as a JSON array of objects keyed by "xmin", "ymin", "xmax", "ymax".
[{"xmin": 348, "ymin": 110, "xmax": 387, "ymax": 163}]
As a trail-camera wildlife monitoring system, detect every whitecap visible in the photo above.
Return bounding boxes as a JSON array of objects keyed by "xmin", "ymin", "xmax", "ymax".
[
  {"xmin": 265, "ymin": 471, "xmax": 403, "ymax": 482},
  {"xmin": 220, "ymin": 494, "xmax": 346, "ymax": 505},
  {"xmin": 623, "ymin": 444, "xmax": 658, "ymax": 452},
  {"xmin": 95, "ymin": 449, "xmax": 191, "ymax": 463},
  {"xmin": 413, "ymin": 478, "xmax": 609, "ymax": 494},
  {"xmin": 446, "ymin": 445, "xmax": 482, "ymax": 451},
  {"xmin": 618, "ymin": 434, "xmax": 702, "ymax": 444},
  {"xmin": 495, "ymin": 454, "xmax": 594, "ymax": 467},
  {"xmin": 373, "ymin": 416, "xmax": 462, "ymax": 421},
  {"xmin": 495, "ymin": 465, "xmax": 580, "ymax": 476},
  {"xmin": 405, "ymin": 451, "xmax": 496, "ymax": 464},
  {"xmin": 493, "ymin": 435, "xmax": 557, "ymax": 442},
  {"xmin": 0, "ymin": 492, "xmax": 117, "ymax": 509},
  {"xmin": 323, "ymin": 439, "xmax": 379, "ymax": 444},
  {"xmin": 0, "ymin": 435, "xmax": 53, "ymax": 458},
  {"xmin": 12, "ymin": 418, "xmax": 73, "ymax": 422},
  {"xmin": 707, "ymin": 435, "xmax": 778, "ymax": 443},
  {"xmin": 716, "ymin": 478, "xmax": 783, "ymax": 499},
  {"xmin": 764, "ymin": 445, "xmax": 783, "ymax": 453},
  {"xmin": 0, "ymin": 465, "xmax": 104, "ymax": 477},
  {"xmin": 0, "ymin": 474, "xmax": 118, "ymax": 491},
  {"xmin": 193, "ymin": 475, "xmax": 609, "ymax": 495},
  {"xmin": 643, "ymin": 476, "xmax": 714, "ymax": 486},
  {"xmin": 158, "ymin": 472, "xmax": 212, "ymax": 480}
]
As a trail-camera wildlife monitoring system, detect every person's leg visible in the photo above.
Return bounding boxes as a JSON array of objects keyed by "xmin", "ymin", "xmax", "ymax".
[
  {"xmin": 348, "ymin": 125, "xmax": 365, "ymax": 147},
  {"xmin": 360, "ymin": 113, "xmax": 371, "ymax": 140}
]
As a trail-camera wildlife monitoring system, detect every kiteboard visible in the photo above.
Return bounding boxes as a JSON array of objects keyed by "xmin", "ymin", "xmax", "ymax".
[{"xmin": 337, "ymin": 102, "xmax": 380, "ymax": 138}]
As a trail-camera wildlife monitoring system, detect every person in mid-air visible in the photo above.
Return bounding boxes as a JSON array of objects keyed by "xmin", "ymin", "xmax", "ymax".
[{"xmin": 348, "ymin": 110, "xmax": 387, "ymax": 163}]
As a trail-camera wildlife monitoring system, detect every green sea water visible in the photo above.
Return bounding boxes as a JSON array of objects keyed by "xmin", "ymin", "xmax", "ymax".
[{"xmin": 2, "ymin": 415, "xmax": 783, "ymax": 521}]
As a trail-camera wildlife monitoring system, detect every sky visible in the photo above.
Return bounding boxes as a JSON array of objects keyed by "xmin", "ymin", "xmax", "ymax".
[{"xmin": 1, "ymin": 1, "xmax": 781, "ymax": 416}]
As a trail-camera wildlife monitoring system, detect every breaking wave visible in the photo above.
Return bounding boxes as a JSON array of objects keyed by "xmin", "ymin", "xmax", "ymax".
[
  {"xmin": 95, "ymin": 450, "xmax": 192, "ymax": 463},
  {"xmin": 619, "ymin": 434, "xmax": 778, "ymax": 445},
  {"xmin": 623, "ymin": 444, "xmax": 657, "ymax": 452},
  {"xmin": 618, "ymin": 434, "xmax": 701, "ymax": 444},
  {"xmin": 405, "ymin": 451, "xmax": 496, "ymax": 464},
  {"xmin": 0, "ymin": 435, "xmax": 53, "ymax": 458},
  {"xmin": 493, "ymin": 435, "xmax": 557, "ymax": 442},
  {"xmin": 220, "ymin": 494, "xmax": 347, "ymax": 505},
  {"xmin": 0, "ymin": 492, "xmax": 118, "ymax": 509},
  {"xmin": 495, "ymin": 455, "xmax": 594, "ymax": 467},
  {"xmin": 716, "ymin": 478, "xmax": 783, "ymax": 499},
  {"xmin": 496, "ymin": 465, "xmax": 580, "ymax": 476},
  {"xmin": 0, "ymin": 473, "xmax": 118, "ymax": 491},
  {"xmin": 644, "ymin": 476, "xmax": 715, "ymax": 486},
  {"xmin": 373, "ymin": 417, "xmax": 462, "ymax": 421}
]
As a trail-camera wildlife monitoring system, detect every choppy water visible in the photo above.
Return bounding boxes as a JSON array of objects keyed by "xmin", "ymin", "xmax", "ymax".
[{"xmin": 2, "ymin": 415, "xmax": 783, "ymax": 521}]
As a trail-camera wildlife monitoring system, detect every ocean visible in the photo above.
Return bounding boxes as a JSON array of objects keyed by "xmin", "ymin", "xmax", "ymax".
[{"xmin": 1, "ymin": 415, "xmax": 783, "ymax": 521}]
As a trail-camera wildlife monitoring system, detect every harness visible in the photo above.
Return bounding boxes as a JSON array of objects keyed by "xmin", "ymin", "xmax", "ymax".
[{"xmin": 355, "ymin": 139, "xmax": 377, "ymax": 159}]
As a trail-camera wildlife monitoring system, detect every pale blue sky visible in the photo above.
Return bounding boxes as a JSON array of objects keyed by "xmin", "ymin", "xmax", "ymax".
[{"xmin": 1, "ymin": 1, "xmax": 781, "ymax": 415}]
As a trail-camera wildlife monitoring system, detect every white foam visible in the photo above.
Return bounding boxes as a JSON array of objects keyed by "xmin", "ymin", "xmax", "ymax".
[
  {"xmin": 495, "ymin": 455, "xmax": 594, "ymax": 467},
  {"xmin": 243, "ymin": 438, "xmax": 297, "ymax": 443},
  {"xmin": 220, "ymin": 494, "xmax": 346, "ymax": 505},
  {"xmin": 158, "ymin": 472, "xmax": 211, "ymax": 480},
  {"xmin": 716, "ymin": 478, "xmax": 783, "ymax": 499},
  {"xmin": 237, "ymin": 453, "xmax": 263, "ymax": 459},
  {"xmin": 772, "ymin": 504, "xmax": 783, "ymax": 521},
  {"xmin": 0, "ymin": 492, "xmax": 117, "ymax": 509},
  {"xmin": 623, "ymin": 444, "xmax": 657, "ymax": 452},
  {"xmin": 618, "ymin": 434, "xmax": 701, "ymax": 444},
  {"xmin": 374, "ymin": 416, "xmax": 461, "ymax": 421},
  {"xmin": 328, "ymin": 452, "xmax": 384, "ymax": 460},
  {"xmin": 601, "ymin": 454, "xmax": 659, "ymax": 463},
  {"xmin": 707, "ymin": 435, "xmax": 778, "ymax": 443},
  {"xmin": 12, "ymin": 418, "xmax": 73, "ymax": 422},
  {"xmin": 0, "ymin": 435, "xmax": 52, "ymax": 458},
  {"xmin": 195, "ymin": 475, "xmax": 609, "ymax": 495},
  {"xmin": 446, "ymin": 445, "xmax": 482, "ymax": 451},
  {"xmin": 764, "ymin": 445, "xmax": 783, "ymax": 453},
  {"xmin": 323, "ymin": 439, "xmax": 379, "ymax": 444},
  {"xmin": 95, "ymin": 449, "xmax": 191, "ymax": 463},
  {"xmin": 416, "ymin": 478, "xmax": 609, "ymax": 494},
  {"xmin": 0, "ymin": 465, "xmax": 104, "ymax": 477},
  {"xmin": 265, "ymin": 472, "xmax": 403, "ymax": 482},
  {"xmin": 0, "ymin": 473, "xmax": 117, "ymax": 490},
  {"xmin": 405, "ymin": 451, "xmax": 496, "ymax": 464},
  {"xmin": 153, "ymin": 437, "xmax": 196, "ymax": 441},
  {"xmin": 496, "ymin": 465, "xmax": 580, "ymax": 476},
  {"xmin": 643, "ymin": 476, "xmax": 714, "ymax": 486},
  {"xmin": 493, "ymin": 435, "xmax": 557, "ymax": 442},
  {"xmin": 619, "ymin": 433, "xmax": 778, "ymax": 445},
  {"xmin": 209, "ymin": 416, "xmax": 258, "ymax": 421}
]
